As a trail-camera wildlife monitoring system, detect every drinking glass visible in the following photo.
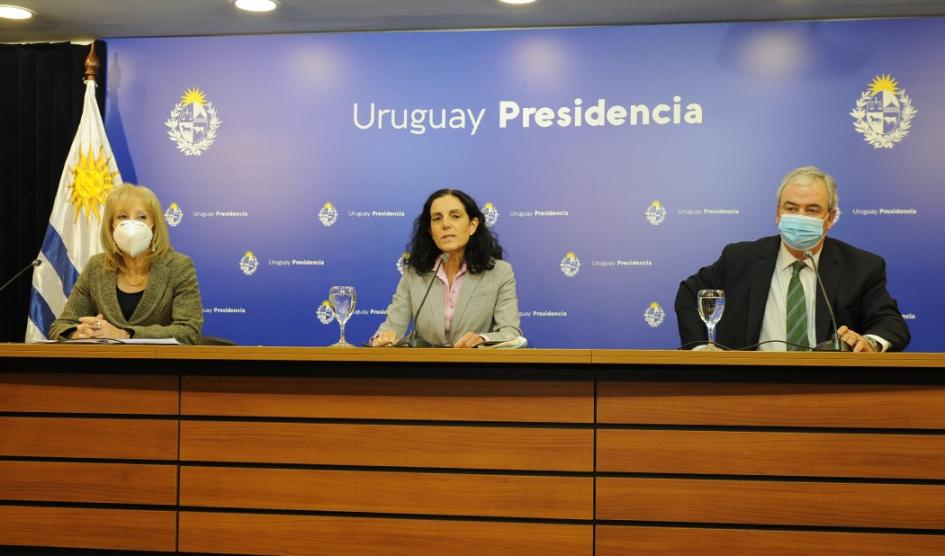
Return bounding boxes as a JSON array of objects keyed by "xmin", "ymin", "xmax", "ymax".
[
  {"xmin": 328, "ymin": 285, "xmax": 357, "ymax": 347},
  {"xmin": 697, "ymin": 289, "xmax": 725, "ymax": 350}
]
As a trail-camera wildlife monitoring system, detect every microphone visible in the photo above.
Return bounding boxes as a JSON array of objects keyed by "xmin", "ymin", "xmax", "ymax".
[
  {"xmin": 0, "ymin": 259, "xmax": 41, "ymax": 295},
  {"xmin": 803, "ymin": 251, "xmax": 849, "ymax": 351},
  {"xmin": 396, "ymin": 253, "xmax": 449, "ymax": 347}
]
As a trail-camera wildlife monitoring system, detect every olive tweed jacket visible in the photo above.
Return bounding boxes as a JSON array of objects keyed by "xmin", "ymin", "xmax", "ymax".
[{"xmin": 48, "ymin": 251, "xmax": 203, "ymax": 344}]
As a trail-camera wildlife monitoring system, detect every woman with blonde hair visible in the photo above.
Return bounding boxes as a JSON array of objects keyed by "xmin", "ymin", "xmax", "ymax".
[{"xmin": 48, "ymin": 184, "xmax": 203, "ymax": 343}]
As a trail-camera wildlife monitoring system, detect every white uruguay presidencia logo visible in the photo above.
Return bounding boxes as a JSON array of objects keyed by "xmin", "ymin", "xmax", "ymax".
[
  {"xmin": 560, "ymin": 252, "xmax": 581, "ymax": 278},
  {"xmin": 644, "ymin": 302, "xmax": 665, "ymax": 328},
  {"xmin": 239, "ymin": 251, "xmax": 259, "ymax": 276},
  {"xmin": 482, "ymin": 202, "xmax": 499, "ymax": 228},
  {"xmin": 318, "ymin": 202, "xmax": 338, "ymax": 227},
  {"xmin": 166, "ymin": 88, "xmax": 222, "ymax": 156},
  {"xmin": 396, "ymin": 253, "xmax": 408, "ymax": 275},
  {"xmin": 645, "ymin": 200, "xmax": 667, "ymax": 226},
  {"xmin": 316, "ymin": 301, "xmax": 335, "ymax": 325},
  {"xmin": 850, "ymin": 74, "xmax": 916, "ymax": 149},
  {"xmin": 164, "ymin": 202, "xmax": 183, "ymax": 227}
]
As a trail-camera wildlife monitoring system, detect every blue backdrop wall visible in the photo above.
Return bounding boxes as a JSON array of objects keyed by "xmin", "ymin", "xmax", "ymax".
[{"xmin": 105, "ymin": 18, "xmax": 944, "ymax": 350}]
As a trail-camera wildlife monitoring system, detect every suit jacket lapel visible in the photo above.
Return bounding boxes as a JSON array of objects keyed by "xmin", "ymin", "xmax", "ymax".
[
  {"xmin": 746, "ymin": 237, "xmax": 779, "ymax": 347},
  {"xmin": 450, "ymin": 271, "xmax": 482, "ymax": 343},
  {"xmin": 815, "ymin": 239, "xmax": 842, "ymax": 343}
]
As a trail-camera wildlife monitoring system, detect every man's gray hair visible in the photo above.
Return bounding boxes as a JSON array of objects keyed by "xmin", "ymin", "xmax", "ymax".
[{"xmin": 776, "ymin": 166, "xmax": 839, "ymax": 212}]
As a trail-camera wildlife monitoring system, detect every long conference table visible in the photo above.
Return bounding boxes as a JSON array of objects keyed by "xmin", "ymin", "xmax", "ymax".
[{"xmin": 1, "ymin": 344, "xmax": 945, "ymax": 555}]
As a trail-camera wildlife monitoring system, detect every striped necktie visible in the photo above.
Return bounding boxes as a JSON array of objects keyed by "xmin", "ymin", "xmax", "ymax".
[{"xmin": 786, "ymin": 260, "xmax": 809, "ymax": 351}]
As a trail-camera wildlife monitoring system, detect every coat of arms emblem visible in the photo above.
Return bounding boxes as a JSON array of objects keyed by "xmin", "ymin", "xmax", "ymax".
[
  {"xmin": 851, "ymin": 74, "xmax": 916, "ymax": 149},
  {"xmin": 166, "ymin": 88, "xmax": 222, "ymax": 156}
]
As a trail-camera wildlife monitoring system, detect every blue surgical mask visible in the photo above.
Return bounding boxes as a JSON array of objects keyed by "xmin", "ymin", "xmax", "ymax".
[{"xmin": 778, "ymin": 214, "xmax": 826, "ymax": 252}]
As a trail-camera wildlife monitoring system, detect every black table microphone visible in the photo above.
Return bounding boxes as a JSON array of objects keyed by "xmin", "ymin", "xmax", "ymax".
[
  {"xmin": 396, "ymin": 253, "xmax": 449, "ymax": 347},
  {"xmin": 0, "ymin": 259, "xmax": 41, "ymax": 295},
  {"xmin": 804, "ymin": 252, "xmax": 850, "ymax": 352}
]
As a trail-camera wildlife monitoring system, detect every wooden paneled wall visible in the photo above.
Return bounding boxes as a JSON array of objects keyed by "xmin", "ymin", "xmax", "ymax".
[
  {"xmin": 3, "ymin": 346, "xmax": 945, "ymax": 554},
  {"xmin": 0, "ymin": 372, "xmax": 178, "ymax": 551},
  {"xmin": 0, "ymin": 353, "xmax": 596, "ymax": 555},
  {"xmin": 596, "ymin": 380, "xmax": 945, "ymax": 555},
  {"xmin": 176, "ymin": 373, "xmax": 595, "ymax": 555}
]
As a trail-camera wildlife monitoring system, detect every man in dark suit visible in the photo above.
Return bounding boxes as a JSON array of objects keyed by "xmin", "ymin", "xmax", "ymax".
[{"xmin": 675, "ymin": 166, "xmax": 910, "ymax": 352}]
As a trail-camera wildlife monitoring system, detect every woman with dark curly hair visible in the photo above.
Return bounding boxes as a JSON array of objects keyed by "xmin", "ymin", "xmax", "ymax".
[{"xmin": 371, "ymin": 189, "xmax": 523, "ymax": 348}]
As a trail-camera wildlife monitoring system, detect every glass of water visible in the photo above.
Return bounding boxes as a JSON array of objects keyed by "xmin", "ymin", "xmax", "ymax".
[
  {"xmin": 328, "ymin": 285, "xmax": 357, "ymax": 347},
  {"xmin": 697, "ymin": 289, "xmax": 725, "ymax": 350}
]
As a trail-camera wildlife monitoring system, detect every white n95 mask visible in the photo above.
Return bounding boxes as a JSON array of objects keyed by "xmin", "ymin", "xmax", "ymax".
[{"xmin": 113, "ymin": 220, "xmax": 153, "ymax": 257}]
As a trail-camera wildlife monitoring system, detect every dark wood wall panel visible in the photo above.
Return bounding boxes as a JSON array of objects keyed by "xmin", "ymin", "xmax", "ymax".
[
  {"xmin": 3, "ymin": 347, "xmax": 944, "ymax": 554},
  {"xmin": 0, "ymin": 461, "xmax": 177, "ymax": 505},
  {"xmin": 596, "ymin": 526, "xmax": 945, "ymax": 555},
  {"xmin": 597, "ymin": 477, "xmax": 945, "ymax": 529},
  {"xmin": 179, "ymin": 511, "xmax": 592, "ymax": 556},
  {"xmin": 598, "ymin": 429, "xmax": 945, "ymax": 479},
  {"xmin": 182, "ymin": 375, "xmax": 593, "ymax": 423},
  {"xmin": 0, "ymin": 372, "xmax": 178, "ymax": 414},
  {"xmin": 181, "ymin": 421, "xmax": 592, "ymax": 472},
  {"xmin": 0, "ymin": 417, "xmax": 178, "ymax": 460},
  {"xmin": 180, "ymin": 466, "xmax": 591, "ymax": 520},
  {"xmin": 598, "ymin": 382, "xmax": 945, "ymax": 428},
  {"xmin": 0, "ymin": 506, "xmax": 177, "ymax": 551}
]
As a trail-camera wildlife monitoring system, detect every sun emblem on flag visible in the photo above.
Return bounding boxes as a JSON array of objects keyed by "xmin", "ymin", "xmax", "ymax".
[
  {"xmin": 166, "ymin": 88, "xmax": 222, "ymax": 156},
  {"xmin": 643, "ymin": 301, "xmax": 666, "ymax": 328},
  {"xmin": 316, "ymin": 300, "xmax": 335, "ymax": 325},
  {"xmin": 850, "ymin": 74, "xmax": 916, "ymax": 149},
  {"xmin": 68, "ymin": 146, "xmax": 119, "ymax": 223}
]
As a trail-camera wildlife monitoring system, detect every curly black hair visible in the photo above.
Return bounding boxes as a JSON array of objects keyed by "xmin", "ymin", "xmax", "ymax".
[{"xmin": 405, "ymin": 189, "xmax": 504, "ymax": 274}]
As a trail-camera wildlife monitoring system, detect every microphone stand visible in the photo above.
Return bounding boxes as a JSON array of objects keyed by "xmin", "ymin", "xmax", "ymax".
[
  {"xmin": 804, "ymin": 251, "xmax": 849, "ymax": 351},
  {"xmin": 0, "ymin": 259, "xmax": 41, "ymax": 295},
  {"xmin": 395, "ymin": 253, "xmax": 449, "ymax": 347}
]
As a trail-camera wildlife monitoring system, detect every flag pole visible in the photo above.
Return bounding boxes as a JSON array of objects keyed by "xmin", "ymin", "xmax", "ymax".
[
  {"xmin": 25, "ymin": 40, "xmax": 123, "ymax": 342},
  {"xmin": 84, "ymin": 42, "xmax": 99, "ymax": 83}
]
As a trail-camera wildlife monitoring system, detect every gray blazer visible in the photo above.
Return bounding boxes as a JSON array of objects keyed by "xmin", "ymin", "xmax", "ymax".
[{"xmin": 375, "ymin": 259, "xmax": 522, "ymax": 346}]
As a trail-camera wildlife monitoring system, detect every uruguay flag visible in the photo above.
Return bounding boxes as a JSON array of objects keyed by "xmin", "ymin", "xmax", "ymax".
[{"xmin": 25, "ymin": 77, "xmax": 123, "ymax": 342}]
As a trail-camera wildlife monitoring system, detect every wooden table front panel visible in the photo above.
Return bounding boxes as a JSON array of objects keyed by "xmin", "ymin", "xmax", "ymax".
[
  {"xmin": 598, "ymin": 381, "xmax": 945, "ymax": 428},
  {"xmin": 181, "ymin": 421, "xmax": 592, "ymax": 471},
  {"xmin": 597, "ymin": 377, "xmax": 945, "ymax": 552},
  {"xmin": 182, "ymin": 374, "xmax": 594, "ymax": 423},
  {"xmin": 0, "ymin": 416, "xmax": 177, "ymax": 460},
  {"xmin": 181, "ymin": 466, "xmax": 592, "ymax": 520},
  {"xmin": 180, "ymin": 512, "xmax": 592, "ymax": 556},
  {"xmin": 596, "ymin": 526, "xmax": 945, "ymax": 555},
  {"xmin": 598, "ymin": 429, "xmax": 945, "ymax": 479},
  {"xmin": 597, "ymin": 477, "xmax": 945, "ymax": 529},
  {"xmin": 0, "ymin": 372, "xmax": 179, "ymax": 551},
  {"xmin": 0, "ymin": 506, "xmax": 177, "ymax": 552},
  {"xmin": 0, "ymin": 372, "xmax": 178, "ymax": 414},
  {"xmin": 177, "ymin": 372, "xmax": 595, "ymax": 553},
  {"xmin": 9, "ymin": 350, "xmax": 943, "ymax": 553},
  {"xmin": 0, "ymin": 461, "xmax": 177, "ymax": 505}
]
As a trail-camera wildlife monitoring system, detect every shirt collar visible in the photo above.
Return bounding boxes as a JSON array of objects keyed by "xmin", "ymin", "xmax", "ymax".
[
  {"xmin": 778, "ymin": 240, "xmax": 822, "ymax": 272},
  {"xmin": 436, "ymin": 261, "xmax": 467, "ymax": 282}
]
